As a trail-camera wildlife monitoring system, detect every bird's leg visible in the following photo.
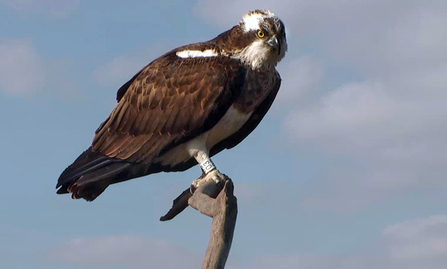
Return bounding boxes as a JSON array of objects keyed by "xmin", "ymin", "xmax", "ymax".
[
  {"xmin": 160, "ymin": 141, "xmax": 226, "ymax": 221},
  {"xmin": 189, "ymin": 147, "xmax": 225, "ymax": 189},
  {"xmin": 192, "ymin": 169, "xmax": 226, "ymax": 189}
]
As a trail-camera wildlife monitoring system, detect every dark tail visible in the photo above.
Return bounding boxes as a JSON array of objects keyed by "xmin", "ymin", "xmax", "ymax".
[
  {"xmin": 57, "ymin": 147, "xmax": 200, "ymax": 202},
  {"xmin": 56, "ymin": 147, "xmax": 131, "ymax": 201}
]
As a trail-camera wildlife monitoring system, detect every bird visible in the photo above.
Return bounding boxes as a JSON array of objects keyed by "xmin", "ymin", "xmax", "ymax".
[{"xmin": 56, "ymin": 9, "xmax": 288, "ymax": 202}]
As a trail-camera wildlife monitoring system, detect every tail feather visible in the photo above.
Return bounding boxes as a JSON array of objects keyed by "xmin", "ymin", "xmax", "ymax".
[
  {"xmin": 57, "ymin": 147, "xmax": 201, "ymax": 201},
  {"xmin": 57, "ymin": 148, "xmax": 111, "ymax": 188},
  {"xmin": 75, "ymin": 163, "xmax": 132, "ymax": 186},
  {"xmin": 56, "ymin": 147, "xmax": 131, "ymax": 201}
]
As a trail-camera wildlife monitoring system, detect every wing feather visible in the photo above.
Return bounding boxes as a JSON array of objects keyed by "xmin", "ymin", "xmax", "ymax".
[
  {"xmin": 92, "ymin": 54, "xmax": 246, "ymax": 163},
  {"xmin": 210, "ymin": 71, "xmax": 281, "ymax": 155}
]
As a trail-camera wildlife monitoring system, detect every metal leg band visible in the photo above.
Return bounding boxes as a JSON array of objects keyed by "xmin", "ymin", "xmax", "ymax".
[{"xmin": 200, "ymin": 159, "xmax": 216, "ymax": 174}]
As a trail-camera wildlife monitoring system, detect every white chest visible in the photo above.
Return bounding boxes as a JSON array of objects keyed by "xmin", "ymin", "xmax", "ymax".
[
  {"xmin": 156, "ymin": 106, "xmax": 253, "ymax": 167},
  {"xmin": 206, "ymin": 105, "xmax": 253, "ymax": 149}
]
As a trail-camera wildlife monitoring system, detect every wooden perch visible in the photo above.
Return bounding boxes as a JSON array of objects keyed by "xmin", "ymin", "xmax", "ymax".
[{"xmin": 160, "ymin": 176, "xmax": 238, "ymax": 269}]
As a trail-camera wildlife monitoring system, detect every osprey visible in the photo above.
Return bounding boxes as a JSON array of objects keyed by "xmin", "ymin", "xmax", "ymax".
[{"xmin": 57, "ymin": 10, "xmax": 287, "ymax": 201}]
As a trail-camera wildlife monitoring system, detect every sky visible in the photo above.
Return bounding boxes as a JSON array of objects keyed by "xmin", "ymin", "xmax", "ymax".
[{"xmin": 0, "ymin": 0, "xmax": 446, "ymax": 268}]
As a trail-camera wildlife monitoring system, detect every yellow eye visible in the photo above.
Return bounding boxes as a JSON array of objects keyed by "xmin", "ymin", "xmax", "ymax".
[{"xmin": 257, "ymin": 30, "xmax": 265, "ymax": 38}]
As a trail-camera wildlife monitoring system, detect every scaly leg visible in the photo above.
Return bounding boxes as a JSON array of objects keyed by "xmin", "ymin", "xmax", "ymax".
[{"xmin": 187, "ymin": 137, "xmax": 226, "ymax": 188}]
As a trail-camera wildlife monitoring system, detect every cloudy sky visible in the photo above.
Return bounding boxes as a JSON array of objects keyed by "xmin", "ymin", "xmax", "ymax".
[{"xmin": 1, "ymin": 1, "xmax": 446, "ymax": 268}]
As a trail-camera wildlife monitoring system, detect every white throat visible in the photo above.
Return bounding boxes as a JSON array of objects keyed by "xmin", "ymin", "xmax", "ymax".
[{"xmin": 233, "ymin": 40, "xmax": 278, "ymax": 70}]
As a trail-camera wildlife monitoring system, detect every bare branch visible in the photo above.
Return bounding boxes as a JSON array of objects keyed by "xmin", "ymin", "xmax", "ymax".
[
  {"xmin": 159, "ymin": 188, "xmax": 192, "ymax": 221},
  {"xmin": 188, "ymin": 177, "xmax": 237, "ymax": 269},
  {"xmin": 160, "ymin": 175, "xmax": 238, "ymax": 269}
]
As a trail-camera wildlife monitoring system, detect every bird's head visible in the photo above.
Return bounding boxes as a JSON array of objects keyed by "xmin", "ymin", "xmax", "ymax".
[{"xmin": 232, "ymin": 10, "xmax": 288, "ymax": 70}]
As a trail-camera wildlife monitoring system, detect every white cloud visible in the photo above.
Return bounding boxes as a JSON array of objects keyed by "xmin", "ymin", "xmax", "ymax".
[
  {"xmin": 193, "ymin": 0, "xmax": 294, "ymax": 29},
  {"xmin": 94, "ymin": 55, "xmax": 148, "ymax": 88},
  {"xmin": 228, "ymin": 254, "xmax": 385, "ymax": 269},
  {"xmin": 0, "ymin": 38, "xmax": 81, "ymax": 99},
  {"xmin": 381, "ymin": 215, "xmax": 447, "ymax": 268},
  {"xmin": 285, "ymin": 56, "xmax": 447, "ymax": 209},
  {"xmin": 45, "ymin": 216, "xmax": 447, "ymax": 269},
  {"xmin": 276, "ymin": 56, "xmax": 323, "ymax": 107},
  {"xmin": 286, "ymin": 81, "xmax": 396, "ymax": 149},
  {"xmin": 0, "ymin": 0, "xmax": 79, "ymax": 18},
  {"xmin": 94, "ymin": 42, "xmax": 175, "ymax": 88},
  {"xmin": 48, "ymin": 235, "xmax": 201, "ymax": 269},
  {"xmin": 228, "ymin": 215, "xmax": 447, "ymax": 269},
  {"xmin": 0, "ymin": 39, "xmax": 46, "ymax": 96}
]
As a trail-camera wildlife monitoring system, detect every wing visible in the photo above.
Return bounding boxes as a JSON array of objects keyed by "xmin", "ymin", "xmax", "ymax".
[
  {"xmin": 92, "ymin": 52, "xmax": 246, "ymax": 163},
  {"xmin": 210, "ymin": 71, "xmax": 281, "ymax": 155}
]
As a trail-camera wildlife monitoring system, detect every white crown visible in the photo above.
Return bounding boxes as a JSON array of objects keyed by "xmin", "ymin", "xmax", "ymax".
[{"xmin": 241, "ymin": 10, "xmax": 276, "ymax": 32}]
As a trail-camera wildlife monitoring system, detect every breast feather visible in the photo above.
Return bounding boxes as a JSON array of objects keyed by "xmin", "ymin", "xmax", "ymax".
[{"xmin": 205, "ymin": 105, "xmax": 253, "ymax": 149}]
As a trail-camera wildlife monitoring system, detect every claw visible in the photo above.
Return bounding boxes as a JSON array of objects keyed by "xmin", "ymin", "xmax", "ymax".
[{"xmin": 191, "ymin": 169, "xmax": 226, "ymax": 189}]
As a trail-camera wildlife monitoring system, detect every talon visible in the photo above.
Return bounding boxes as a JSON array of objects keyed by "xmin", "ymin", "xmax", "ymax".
[
  {"xmin": 190, "ymin": 184, "xmax": 197, "ymax": 194},
  {"xmin": 192, "ymin": 178, "xmax": 202, "ymax": 188},
  {"xmin": 210, "ymin": 169, "xmax": 226, "ymax": 184},
  {"xmin": 211, "ymin": 175, "xmax": 223, "ymax": 185},
  {"xmin": 191, "ymin": 170, "xmax": 226, "ymax": 189}
]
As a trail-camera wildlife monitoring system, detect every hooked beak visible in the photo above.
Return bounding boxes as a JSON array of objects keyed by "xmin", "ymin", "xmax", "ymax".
[{"xmin": 267, "ymin": 36, "xmax": 280, "ymax": 54}]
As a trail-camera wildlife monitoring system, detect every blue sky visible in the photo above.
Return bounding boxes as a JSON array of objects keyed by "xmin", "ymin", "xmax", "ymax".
[{"xmin": 1, "ymin": 1, "xmax": 447, "ymax": 268}]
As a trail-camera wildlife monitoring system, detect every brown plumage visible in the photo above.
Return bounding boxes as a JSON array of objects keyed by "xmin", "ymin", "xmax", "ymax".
[
  {"xmin": 93, "ymin": 56, "xmax": 246, "ymax": 162},
  {"xmin": 57, "ymin": 9, "xmax": 287, "ymax": 201}
]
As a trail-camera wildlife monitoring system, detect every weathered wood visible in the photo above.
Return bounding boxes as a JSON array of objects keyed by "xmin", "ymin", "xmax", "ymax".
[
  {"xmin": 189, "ymin": 178, "xmax": 237, "ymax": 269},
  {"xmin": 160, "ymin": 176, "xmax": 238, "ymax": 269},
  {"xmin": 159, "ymin": 188, "xmax": 192, "ymax": 221}
]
